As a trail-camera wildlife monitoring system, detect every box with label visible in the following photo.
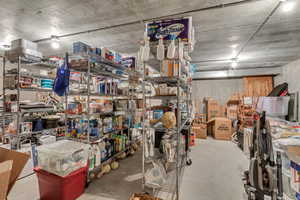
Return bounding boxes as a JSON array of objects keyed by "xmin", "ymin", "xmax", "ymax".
[
  {"xmin": 11, "ymin": 39, "xmax": 38, "ymax": 51},
  {"xmin": 161, "ymin": 60, "xmax": 180, "ymax": 77},
  {"xmin": 121, "ymin": 57, "xmax": 136, "ymax": 69},
  {"xmin": 227, "ymin": 105, "xmax": 238, "ymax": 120},
  {"xmin": 192, "ymin": 123, "xmax": 207, "ymax": 139},
  {"xmin": 146, "ymin": 17, "xmax": 192, "ymax": 43},
  {"xmin": 73, "ymin": 41, "xmax": 91, "ymax": 54},
  {"xmin": 207, "ymin": 117, "xmax": 232, "ymax": 140}
]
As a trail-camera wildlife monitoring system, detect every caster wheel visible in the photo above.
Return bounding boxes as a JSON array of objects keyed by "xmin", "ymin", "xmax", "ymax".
[
  {"xmin": 85, "ymin": 181, "xmax": 90, "ymax": 188},
  {"xmin": 186, "ymin": 159, "xmax": 192, "ymax": 166}
]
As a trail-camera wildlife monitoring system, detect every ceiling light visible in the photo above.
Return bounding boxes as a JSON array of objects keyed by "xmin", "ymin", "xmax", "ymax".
[
  {"xmin": 282, "ymin": 1, "xmax": 295, "ymax": 12},
  {"xmin": 51, "ymin": 35, "xmax": 60, "ymax": 49},
  {"xmin": 51, "ymin": 42, "xmax": 60, "ymax": 49},
  {"xmin": 0, "ymin": 44, "xmax": 11, "ymax": 50},
  {"xmin": 231, "ymin": 44, "xmax": 238, "ymax": 49},
  {"xmin": 232, "ymin": 50, "xmax": 237, "ymax": 56},
  {"xmin": 231, "ymin": 61, "xmax": 238, "ymax": 68},
  {"xmin": 231, "ymin": 58, "xmax": 238, "ymax": 68}
]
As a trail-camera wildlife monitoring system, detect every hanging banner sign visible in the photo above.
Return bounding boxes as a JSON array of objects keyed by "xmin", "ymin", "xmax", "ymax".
[{"xmin": 146, "ymin": 17, "xmax": 192, "ymax": 43}]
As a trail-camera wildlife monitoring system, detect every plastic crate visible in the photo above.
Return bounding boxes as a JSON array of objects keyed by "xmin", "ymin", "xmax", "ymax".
[
  {"xmin": 34, "ymin": 167, "xmax": 87, "ymax": 200},
  {"xmin": 37, "ymin": 140, "xmax": 89, "ymax": 177}
]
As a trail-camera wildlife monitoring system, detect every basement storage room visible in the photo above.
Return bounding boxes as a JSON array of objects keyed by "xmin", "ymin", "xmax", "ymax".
[{"xmin": 1, "ymin": 0, "xmax": 300, "ymax": 200}]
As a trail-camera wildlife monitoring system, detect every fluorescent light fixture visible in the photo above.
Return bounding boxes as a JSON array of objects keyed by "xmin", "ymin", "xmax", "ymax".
[
  {"xmin": 282, "ymin": 1, "xmax": 295, "ymax": 12},
  {"xmin": 51, "ymin": 35, "xmax": 60, "ymax": 49}
]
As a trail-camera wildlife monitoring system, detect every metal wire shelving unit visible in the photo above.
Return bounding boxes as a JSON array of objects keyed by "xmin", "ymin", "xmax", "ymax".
[
  {"xmin": 2, "ymin": 56, "xmax": 62, "ymax": 149},
  {"xmin": 64, "ymin": 53, "xmax": 143, "ymax": 182},
  {"xmin": 1, "ymin": 53, "xmax": 141, "ymax": 148},
  {"xmin": 141, "ymin": 50, "xmax": 193, "ymax": 200}
]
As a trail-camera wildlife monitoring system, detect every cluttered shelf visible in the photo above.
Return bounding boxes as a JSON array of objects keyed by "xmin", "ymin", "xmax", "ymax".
[
  {"xmin": 69, "ymin": 53, "xmax": 129, "ymax": 72},
  {"xmin": 68, "ymin": 127, "xmax": 129, "ymax": 144},
  {"xmin": 146, "ymin": 95, "xmax": 188, "ymax": 101}
]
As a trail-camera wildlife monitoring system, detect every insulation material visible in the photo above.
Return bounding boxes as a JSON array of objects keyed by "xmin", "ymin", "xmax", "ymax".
[{"xmin": 244, "ymin": 76, "xmax": 273, "ymax": 97}]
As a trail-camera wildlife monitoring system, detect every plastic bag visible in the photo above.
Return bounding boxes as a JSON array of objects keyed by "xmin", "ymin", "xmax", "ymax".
[
  {"xmin": 53, "ymin": 54, "xmax": 70, "ymax": 96},
  {"xmin": 145, "ymin": 160, "xmax": 167, "ymax": 189}
]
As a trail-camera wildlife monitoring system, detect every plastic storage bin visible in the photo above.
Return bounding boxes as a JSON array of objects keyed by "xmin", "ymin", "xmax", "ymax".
[
  {"xmin": 34, "ymin": 166, "xmax": 87, "ymax": 200},
  {"xmin": 37, "ymin": 140, "xmax": 89, "ymax": 177}
]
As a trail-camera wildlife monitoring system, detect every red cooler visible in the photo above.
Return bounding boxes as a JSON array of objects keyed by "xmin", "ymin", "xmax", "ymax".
[{"xmin": 34, "ymin": 167, "xmax": 87, "ymax": 200}]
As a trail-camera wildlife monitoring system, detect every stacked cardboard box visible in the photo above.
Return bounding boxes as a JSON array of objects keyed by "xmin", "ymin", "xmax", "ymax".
[
  {"xmin": 239, "ymin": 97, "xmax": 256, "ymax": 129},
  {"xmin": 192, "ymin": 114, "xmax": 207, "ymax": 139},
  {"xmin": 204, "ymin": 98, "xmax": 220, "ymax": 122},
  {"xmin": 226, "ymin": 93, "xmax": 241, "ymax": 120},
  {"xmin": 207, "ymin": 117, "xmax": 232, "ymax": 140},
  {"xmin": 192, "ymin": 123, "xmax": 207, "ymax": 139}
]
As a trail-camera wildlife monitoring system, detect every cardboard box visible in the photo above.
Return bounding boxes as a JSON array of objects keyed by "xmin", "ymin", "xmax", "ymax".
[
  {"xmin": 194, "ymin": 113, "xmax": 206, "ymax": 124},
  {"xmin": 205, "ymin": 99, "xmax": 220, "ymax": 121},
  {"xmin": 227, "ymin": 105, "xmax": 238, "ymax": 120},
  {"xmin": 0, "ymin": 160, "xmax": 13, "ymax": 200},
  {"xmin": 207, "ymin": 117, "xmax": 232, "ymax": 140},
  {"xmin": 192, "ymin": 123, "xmax": 207, "ymax": 139},
  {"xmin": 227, "ymin": 93, "xmax": 241, "ymax": 104},
  {"xmin": 193, "ymin": 100, "xmax": 202, "ymax": 114},
  {"xmin": 0, "ymin": 147, "xmax": 30, "ymax": 198},
  {"xmin": 219, "ymin": 105, "xmax": 226, "ymax": 117},
  {"xmin": 161, "ymin": 59, "xmax": 180, "ymax": 77}
]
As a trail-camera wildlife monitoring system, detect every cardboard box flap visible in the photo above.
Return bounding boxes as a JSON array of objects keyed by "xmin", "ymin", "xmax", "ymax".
[
  {"xmin": 0, "ymin": 160, "xmax": 13, "ymax": 200},
  {"xmin": 0, "ymin": 147, "xmax": 30, "ymax": 195}
]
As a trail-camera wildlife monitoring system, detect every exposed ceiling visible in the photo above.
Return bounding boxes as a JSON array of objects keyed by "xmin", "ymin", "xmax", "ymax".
[{"xmin": 0, "ymin": 0, "xmax": 299, "ymax": 72}]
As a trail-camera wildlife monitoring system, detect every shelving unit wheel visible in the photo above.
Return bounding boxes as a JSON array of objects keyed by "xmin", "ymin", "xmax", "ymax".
[{"xmin": 186, "ymin": 158, "xmax": 192, "ymax": 166}]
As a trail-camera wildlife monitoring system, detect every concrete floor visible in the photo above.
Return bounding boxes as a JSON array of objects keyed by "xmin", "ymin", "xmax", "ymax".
[
  {"xmin": 180, "ymin": 138, "xmax": 249, "ymax": 200},
  {"xmin": 8, "ymin": 138, "xmax": 248, "ymax": 200}
]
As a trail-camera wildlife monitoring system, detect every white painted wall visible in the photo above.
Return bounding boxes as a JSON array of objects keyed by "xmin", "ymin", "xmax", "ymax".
[
  {"xmin": 274, "ymin": 59, "xmax": 300, "ymax": 94},
  {"xmin": 192, "ymin": 78, "xmax": 243, "ymax": 106},
  {"xmin": 274, "ymin": 59, "xmax": 300, "ymax": 120}
]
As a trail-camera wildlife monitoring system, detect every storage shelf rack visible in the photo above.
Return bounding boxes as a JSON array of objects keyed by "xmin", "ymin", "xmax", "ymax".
[
  {"xmin": 1, "ymin": 53, "xmax": 141, "ymax": 149},
  {"xmin": 64, "ymin": 53, "xmax": 143, "ymax": 182},
  {"xmin": 2, "ymin": 56, "xmax": 63, "ymax": 149},
  {"xmin": 141, "ymin": 47, "xmax": 193, "ymax": 200},
  {"xmin": 64, "ymin": 53, "xmax": 134, "ymax": 144}
]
